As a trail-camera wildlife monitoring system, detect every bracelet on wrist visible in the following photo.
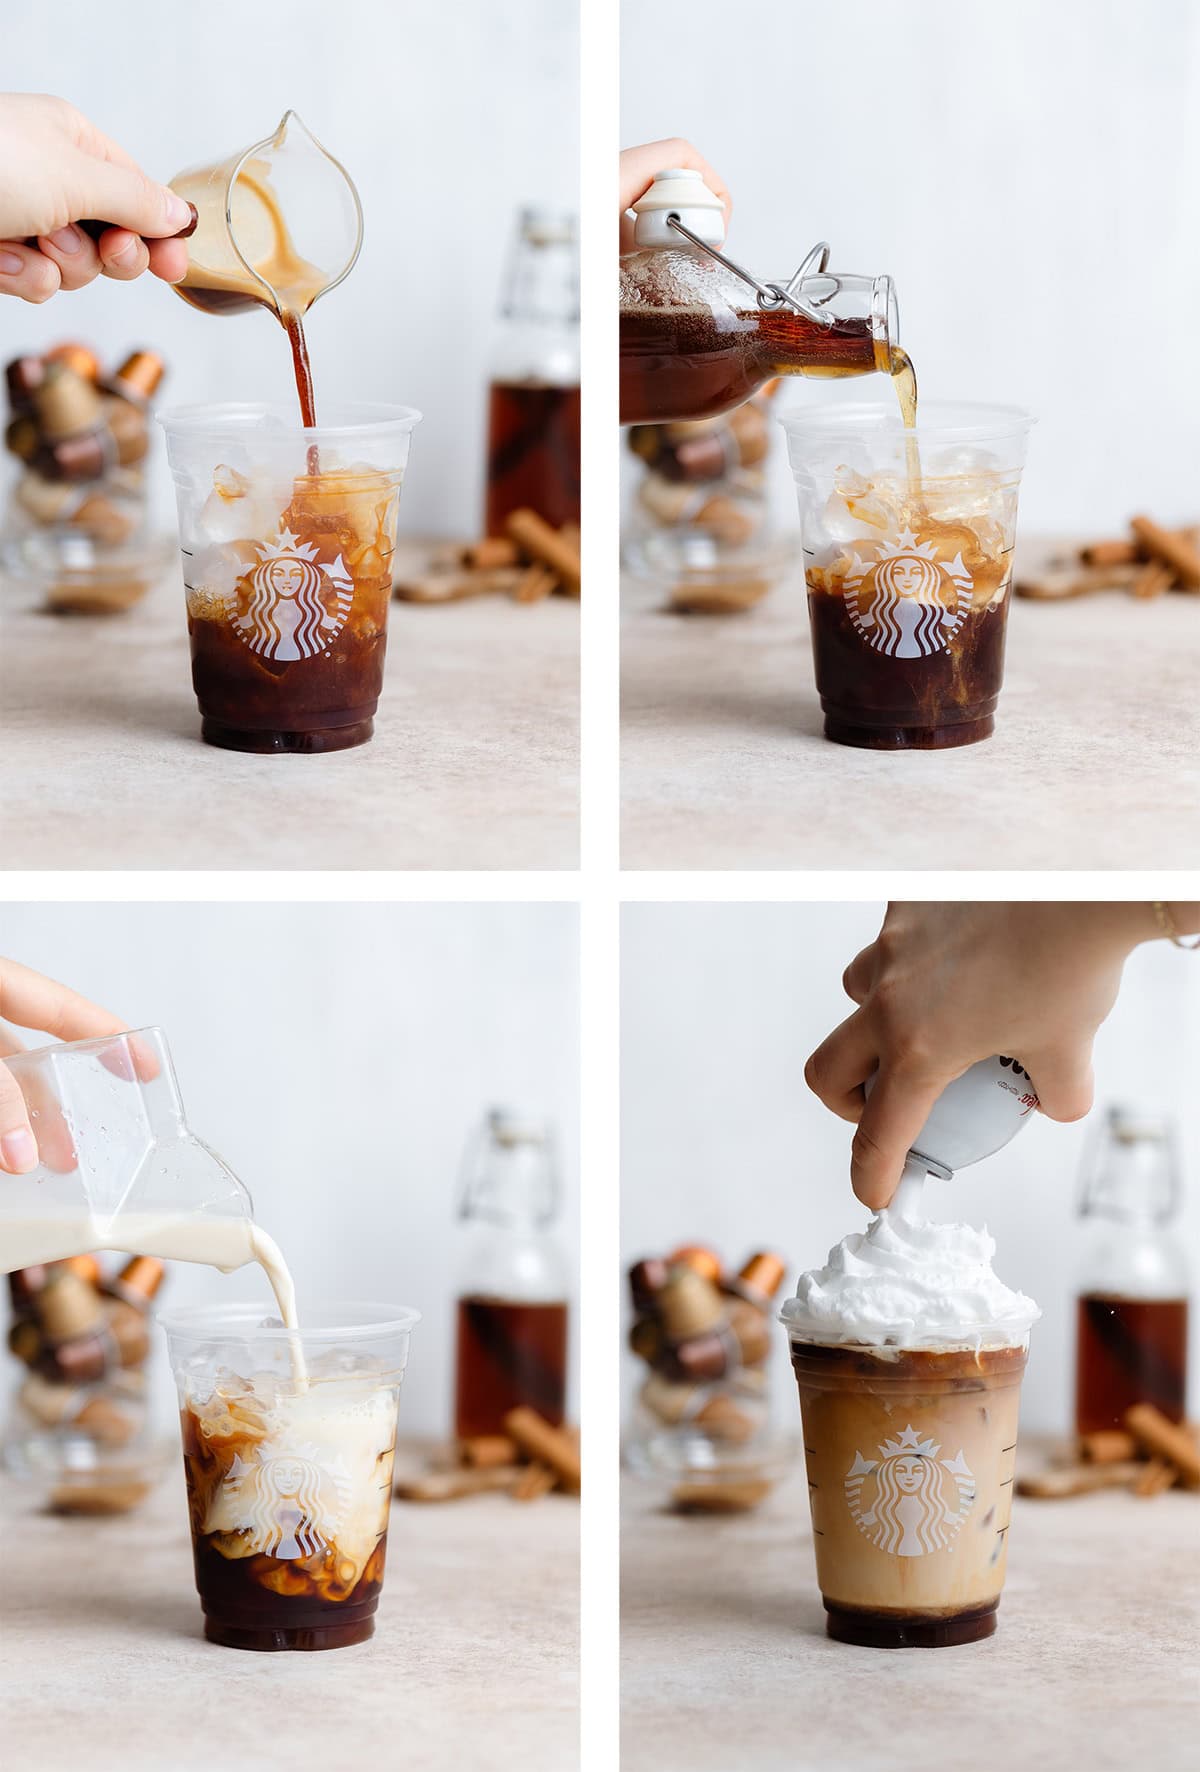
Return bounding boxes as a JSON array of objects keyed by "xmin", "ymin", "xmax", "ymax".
[{"xmin": 1152, "ymin": 902, "xmax": 1200, "ymax": 950}]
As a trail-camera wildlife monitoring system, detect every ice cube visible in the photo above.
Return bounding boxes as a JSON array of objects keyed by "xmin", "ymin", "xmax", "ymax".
[
  {"xmin": 189, "ymin": 543, "xmax": 247, "ymax": 608},
  {"xmin": 196, "ymin": 475, "xmax": 285, "ymax": 549},
  {"xmin": 927, "ymin": 445, "xmax": 1004, "ymax": 478},
  {"xmin": 833, "ymin": 466, "xmax": 871, "ymax": 499},
  {"xmin": 212, "ymin": 463, "xmax": 250, "ymax": 501},
  {"xmin": 820, "ymin": 491, "xmax": 884, "ymax": 547}
]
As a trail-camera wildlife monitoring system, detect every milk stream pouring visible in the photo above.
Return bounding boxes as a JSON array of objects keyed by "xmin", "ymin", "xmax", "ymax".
[{"xmin": 0, "ymin": 1028, "xmax": 301, "ymax": 1352}]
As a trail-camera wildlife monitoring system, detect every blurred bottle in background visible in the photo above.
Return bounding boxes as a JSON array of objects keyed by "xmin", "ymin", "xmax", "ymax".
[
  {"xmin": 484, "ymin": 209, "xmax": 580, "ymax": 537},
  {"xmin": 1074, "ymin": 1106, "xmax": 1190, "ymax": 1436},
  {"xmin": 453, "ymin": 1108, "xmax": 569, "ymax": 1438}
]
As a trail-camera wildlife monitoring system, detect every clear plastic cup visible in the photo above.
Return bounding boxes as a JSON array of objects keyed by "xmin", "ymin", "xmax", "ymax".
[
  {"xmin": 159, "ymin": 402, "xmax": 421, "ymax": 753},
  {"xmin": 788, "ymin": 1334, "xmax": 1030, "ymax": 1647},
  {"xmin": 781, "ymin": 402, "xmax": 1034, "ymax": 749},
  {"xmin": 162, "ymin": 1300, "xmax": 419, "ymax": 1651},
  {"xmin": 0, "ymin": 1027, "xmax": 255, "ymax": 1275}
]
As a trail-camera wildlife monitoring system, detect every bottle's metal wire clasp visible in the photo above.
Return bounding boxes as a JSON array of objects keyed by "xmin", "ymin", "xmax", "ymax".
[{"xmin": 665, "ymin": 216, "xmax": 836, "ymax": 328}]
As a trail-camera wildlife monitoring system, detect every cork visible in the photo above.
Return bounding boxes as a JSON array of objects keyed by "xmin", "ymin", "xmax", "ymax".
[
  {"xmin": 640, "ymin": 1373, "xmax": 699, "ymax": 1425},
  {"xmin": 108, "ymin": 350, "xmax": 165, "ymax": 406},
  {"xmin": 629, "ymin": 1257, "xmax": 669, "ymax": 1313},
  {"xmin": 669, "ymin": 1244, "xmax": 723, "ymax": 1284},
  {"xmin": 735, "ymin": 1252, "xmax": 787, "ymax": 1304},
  {"xmin": 110, "ymin": 1255, "xmax": 166, "ymax": 1308},
  {"xmin": 36, "ymin": 1269, "xmax": 104, "ymax": 1343},
  {"xmin": 46, "ymin": 342, "xmax": 100, "ymax": 384},
  {"xmin": 659, "ymin": 1267, "xmax": 725, "ymax": 1342},
  {"xmin": 33, "ymin": 363, "xmax": 103, "ymax": 442},
  {"xmin": 628, "ymin": 1317, "xmax": 664, "ymax": 1365}
]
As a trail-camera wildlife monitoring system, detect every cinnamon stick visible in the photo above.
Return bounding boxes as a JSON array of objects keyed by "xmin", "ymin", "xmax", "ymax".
[
  {"xmin": 1133, "ymin": 1457, "xmax": 1178, "ymax": 1498},
  {"xmin": 1079, "ymin": 538, "xmax": 1139, "ymax": 567},
  {"xmin": 394, "ymin": 1466, "xmax": 518, "ymax": 1502},
  {"xmin": 393, "ymin": 566, "xmax": 522, "ymax": 604},
  {"xmin": 1125, "ymin": 1403, "xmax": 1200, "ymax": 1485},
  {"xmin": 503, "ymin": 1406, "xmax": 581, "ymax": 1494},
  {"xmin": 504, "ymin": 508, "xmax": 582, "ymax": 596},
  {"xmin": 1080, "ymin": 1429, "xmax": 1138, "ymax": 1465},
  {"xmin": 1016, "ymin": 1461, "xmax": 1144, "ymax": 1499},
  {"xmin": 1131, "ymin": 559, "xmax": 1174, "ymax": 600},
  {"xmin": 1129, "ymin": 515, "xmax": 1200, "ymax": 590},
  {"xmin": 459, "ymin": 537, "xmax": 520, "ymax": 569},
  {"xmin": 458, "ymin": 1434, "xmax": 518, "ymax": 1469},
  {"xmin": 1014, "ymin": 562, "xmax": 1140, "ymax": 602},
  {"xmin": 512, "ymin": 1461, "xmax": 557, "ymax": 1502},
  {"xmin": 512, "ymin": 563, "xmax": 558, "ymax": 605}
]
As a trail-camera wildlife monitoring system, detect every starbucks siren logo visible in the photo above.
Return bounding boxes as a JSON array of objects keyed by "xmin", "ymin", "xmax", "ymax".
[
  {"xmin": 228, "ymin": 525, "xmax": 354, "ymax": 662},
  {"xmin": 217, "ymin": 1444, "xmax": 352, "ymax": 1561},
  {"xmin": 844, "ymin": 1424, "xmax": 976, "ymax": 1557},
  {"xmin": 842, "ymin": 528, "xmax": 974, "ymax": 661}
]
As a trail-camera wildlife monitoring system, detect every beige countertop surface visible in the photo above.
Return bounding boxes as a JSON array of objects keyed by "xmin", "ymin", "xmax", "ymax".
[
  {"xmin": 0, "ymin": 554, "xmax": 579, "ymax": 872},
  {"xmin": 621, "ymin": 552, "xmax": 1200, "ymax": 870},
  {"xmin": 0, "ymin": 1446, "xmax": 579, "ymax": 1772},
  {"xmin": 621, "ymin": 1463, "xmax": 1200, "ymax": 1772}
]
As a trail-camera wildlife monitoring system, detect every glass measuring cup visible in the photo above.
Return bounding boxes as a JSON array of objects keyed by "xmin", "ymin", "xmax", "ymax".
[
  {"xmin": 170, "ymin": 110, "xmax": 362, "ymax": 322},
  {"xmin": 0, "ymin": 1026, "xmax": 257, "ymax": 1275}
]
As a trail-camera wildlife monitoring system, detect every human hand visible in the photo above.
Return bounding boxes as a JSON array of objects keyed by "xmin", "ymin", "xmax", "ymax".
[
  {"xmin": 0, "ymin": 93, "xmax": 192, "ymax": 303},
  {"xmin": 0, "ymin": 958, "xmax": 132, "ymax": 1173},
  {"xmin": 804, "ymin": 902, "xmax": 1194, "ymax": 1210},
  {"xmin": 620, "ymin": 138, "xmax": 731, "ymax": 253}
]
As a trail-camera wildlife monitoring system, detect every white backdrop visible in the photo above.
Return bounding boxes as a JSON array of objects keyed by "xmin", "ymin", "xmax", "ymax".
[
  {"xmin": 621, "ymin": 0, "xmax": 1200, "ymax": 536},
  {"xmin": 2, "ymin": 901, "xmax": 580, "ymax": 1435},
  {"xmin": 621, "ymin": 903, "xmax": 1200, "ymax": 1434},
  {"xmin": 0, "ymin": 0, "xmax": 579, "ymax": 537}
]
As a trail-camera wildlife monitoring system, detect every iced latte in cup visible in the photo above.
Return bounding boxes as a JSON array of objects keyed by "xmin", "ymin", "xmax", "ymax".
[
  {"xmin": 782, "ymin": 1194, "xmax": 1038, "ymax": 1647},
  {"xmin": 163, "ymin": 1301, "xmax": 418, "ymax": 1651}
]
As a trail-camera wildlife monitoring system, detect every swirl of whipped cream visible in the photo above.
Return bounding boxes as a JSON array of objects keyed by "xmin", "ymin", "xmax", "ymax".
[{"xmin": 781, "ymin": 1192, "xmax": 1039, "ymax": 1350}]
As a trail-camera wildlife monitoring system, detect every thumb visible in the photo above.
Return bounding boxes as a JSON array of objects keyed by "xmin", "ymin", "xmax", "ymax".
[
  {"xmin": 851, "ymin": 1060, "xmax": 951, "ymax": 1211},
  {"xmin": 1023, "ymin": 1047, "xmax": 1094, "ymax": 1124},
  {"xmin": 69, "ymin": 153, "xmax": 192, "ymax": 240},
  {"xmin": 0, "ymin": 1064, "xmax": 38, "ymax": 1174}
]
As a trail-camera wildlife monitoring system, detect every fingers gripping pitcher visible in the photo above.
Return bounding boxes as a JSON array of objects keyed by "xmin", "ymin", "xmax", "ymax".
[{"xmin": 783, "ymin": 1059, "xmax": 1041, "ymax": 1647}]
